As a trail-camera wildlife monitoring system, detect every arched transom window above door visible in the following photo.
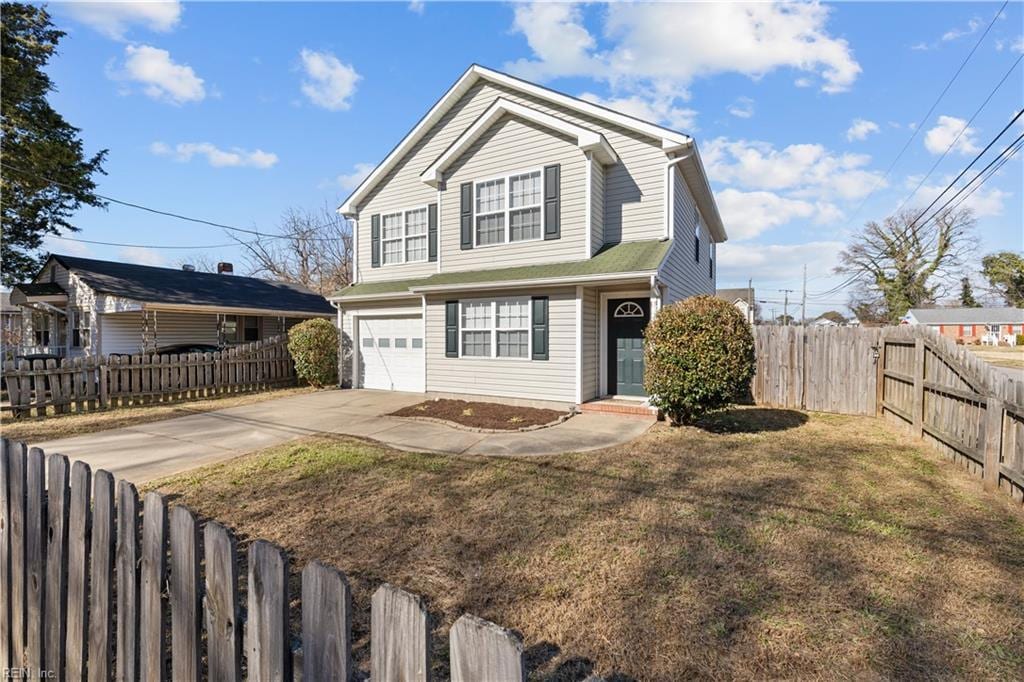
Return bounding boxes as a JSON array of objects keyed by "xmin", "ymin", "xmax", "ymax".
[{"xmin": 613, "ymin": 301, "xmax": 645, "ymax": 318}]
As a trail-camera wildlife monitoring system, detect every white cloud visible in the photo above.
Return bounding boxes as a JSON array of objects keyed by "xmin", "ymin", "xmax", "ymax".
[
  {"xmin": 717, "ymin": 240, "xmax": 845, "ymax": 283},
  {"xmin": 727, "ymin": 97, "xmax": 755, "ymax": 119},
  {"xmin": 704, "ymin": 137, "xmax": 885, "ymax": 201},
  {"xmin": 794, "ymin": 77, "xmax": 813, "ymax": 88},
  {"xmin": 715, "ymin": 189, "xmax": 816, "ymax": 240},
  {"xmin": 118, "ymin": 246, "xmax": 165, "ymax": 267},
  {"xmin": 995, "ymin": 36, "xmax": 1024, "ymax": 53},
  {"xmin": 579, "ymin": 92, "xmax": 697, "ymax": 131},
  {"xmin": 62, "ymin": 1, "xmax": 181, "ymax": 40},
  {"xmin": 846, "ymin": 118, "xmax": 880, "ymax": 142},
  {"xmin": 151, "ymin": 141, "xmax": 278, "ymax": 169},
  {"xmin": 506, "ymin": 2, "xmax": 861, "ymax": 98},
  {"xmin": 108, "ymin": 45, "xmax": 205, "ymax": 105},
  {"xmin": 408, "ymin": 1, "xmax": 425, "ymax": 14},
  {"xmin": 904, "ymin": 178, "xmax": 1010, "ymax": 218},
  {"xmin": 299, "ymin": 49, "xmax": 360, "ymax": 111},
  {"xmin": 941, "ymin": 17, "xmax": 981, "ymax": 42},
  {"xmin": 924, "ymin": 115, "xmax": 979, "ymax": 155},
  {"xmin": 328, "ymin": 162, "xmax": 375, "ymax": 191}
]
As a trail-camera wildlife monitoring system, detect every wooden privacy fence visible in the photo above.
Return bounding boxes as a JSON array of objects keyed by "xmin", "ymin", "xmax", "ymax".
[
  {"xmin": 878, "ymin": 327, "xmax": 1024, "ymax": 503},
  {"xmin": 0, "ymin": 439, "xmax": 528, "ymax": 681},
  {"xmin": 752, "ymin": 324, "xmax": 1023, "ymax": 503},
  {"xmin": 3, "ymin": 336, "xmax": 295, "ymax": 419}
]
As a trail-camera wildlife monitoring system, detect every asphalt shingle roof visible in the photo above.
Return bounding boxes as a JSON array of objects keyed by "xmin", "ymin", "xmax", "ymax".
[
  {"xmin": 48, "ymin": 255, "xmax": 334, "ymax": 315},
  {"xmin": 332, "ymin": 239, "xmax": 671, "ymax": 299},
  {"xmin": 715, "ymin": 287, "xmax": 754, "ymax": 305},
  {"xmin": 907, "ymin": 307, "xmax": 1024, "ymax": 325}
]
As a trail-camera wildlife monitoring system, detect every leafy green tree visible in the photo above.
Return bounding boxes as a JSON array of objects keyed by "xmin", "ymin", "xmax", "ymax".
[
  {"xmin": 1, "ymin": 2, "xmax": 107, "ymax": 285},
  {"xmin": 959, "ymin": 277, "xmax": 979, "ymax": 307},
  {"xmin": 981, "ymin": 251, "xmax": 1024, "ymax": 307},
  {"xmin": 836, "ymin": 207, "xmax": 976, "ymax": 323}
]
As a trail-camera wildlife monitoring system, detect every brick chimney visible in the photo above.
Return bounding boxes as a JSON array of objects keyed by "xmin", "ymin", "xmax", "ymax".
[{"xmin": 217, "ymin": 262, "xmax": 234, "ymax": 275}]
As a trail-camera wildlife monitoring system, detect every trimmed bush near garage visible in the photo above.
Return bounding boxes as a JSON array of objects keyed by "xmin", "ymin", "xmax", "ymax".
[
  {"xmin": 288, "ymin": 318, "xmax": 338, "ymax": 388},
  {"xmin": 644, "ymin": 295, "xmax": 756, "ymax": 425}
]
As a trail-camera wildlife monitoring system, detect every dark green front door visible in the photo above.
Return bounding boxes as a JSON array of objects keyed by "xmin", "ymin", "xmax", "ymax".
[{"xmin": 607, "ymin": 299, "xmax": 649, "ymax": 396}]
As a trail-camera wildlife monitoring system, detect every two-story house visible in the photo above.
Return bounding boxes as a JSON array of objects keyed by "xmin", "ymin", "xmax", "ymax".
[{"xmin": 330, "ymin": 65, "xmax": 727, "ymax": 406}]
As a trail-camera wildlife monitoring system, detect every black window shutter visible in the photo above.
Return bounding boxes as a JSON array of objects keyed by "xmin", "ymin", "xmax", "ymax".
[
  {"xmin": 531, "ymin": 296, "xmax": 549, "ymax": 360},
  {"xmin": 371, "ymin": 214, "xmax": 381, "ymax": 268},
  {"xmin": 460, "ymin": 183, "xmax": 473, "ymax": 250},
  {"xmin": 445, "ymin": 300, "xmax": 459, "ymax": 357},
  {"xmin": 543, "ymin": 164, "xmax": 560, "ymax": 240},
  {"xmin": 428, "ymin": 203, "xmax": 438, "ymax": 262}
]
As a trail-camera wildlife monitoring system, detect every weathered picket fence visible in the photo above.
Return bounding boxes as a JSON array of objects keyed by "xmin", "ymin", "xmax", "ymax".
[
  {"xmin": 2, "ymin": 336, "xmax": 295, "ymax": 419},
  {"xmin": 752, "ymin": 324, "xmax": 1024, "ymax": 503},
  {"xmin": 0, "ymin": 439, "xmax": 527, "ymax": 681}
]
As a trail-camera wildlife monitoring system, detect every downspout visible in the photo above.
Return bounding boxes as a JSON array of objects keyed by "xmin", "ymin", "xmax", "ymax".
[
  {"xmin": 330, "ymin": 300, "xmax": 344, "ymax": 388},
  {"xmin": 663, "ymin": 146, "xmax": 696, "ymax": 241}
]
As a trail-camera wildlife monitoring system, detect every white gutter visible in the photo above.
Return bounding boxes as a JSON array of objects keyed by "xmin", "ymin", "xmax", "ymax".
[
  {"xmin": 664, "ymin": 146, "xmax": 696, "ymax": 240},
  {"xmin": 409, "ymin": 270, "xmax": 657, "ymax": 294},
  {"xmin": 140, "ymin": 302, "xmax": 331, "ymax": 318}
]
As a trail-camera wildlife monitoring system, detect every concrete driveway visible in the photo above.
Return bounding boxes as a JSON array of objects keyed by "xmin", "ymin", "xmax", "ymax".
[{"xmin": 31, "ymin": 389, "xmax": 653, "ymax": 483}]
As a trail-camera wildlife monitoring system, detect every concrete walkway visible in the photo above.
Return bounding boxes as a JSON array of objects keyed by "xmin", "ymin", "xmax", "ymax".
[{"xmin": 31, "ymin": 389, "xmax": 653, "ymax": 483}]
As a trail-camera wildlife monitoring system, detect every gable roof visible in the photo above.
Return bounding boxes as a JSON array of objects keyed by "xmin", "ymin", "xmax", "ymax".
[
  {"xmin": 906, "ymin": 307, "xmax": 1024, "ymax": 325},
  {"xmin": 40, "ymin": 255, "xmax": 334, "ymax": 315},
  {"xmin": 715, "ymin": 287, "xmax": 754, "ymax": 305},
  {"xmin": 332, "ymin": 239, "xmax": 671, "ymax": 300},
  {"xmin": 337, "ymin": 64, "xmax": 726, "ymax": 241},
  {"xmin": 421, "ymin": 97, "xmax": 617, "ymax": 186}
]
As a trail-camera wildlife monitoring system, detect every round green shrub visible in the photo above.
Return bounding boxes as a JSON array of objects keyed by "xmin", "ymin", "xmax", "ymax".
[
  {"xmin": 643, "ymin": 295, "xmax": 755, "ymax": 425},
  {"xmin": 287, "ymin": 318, "xmax": 338, "ymax": 388}
]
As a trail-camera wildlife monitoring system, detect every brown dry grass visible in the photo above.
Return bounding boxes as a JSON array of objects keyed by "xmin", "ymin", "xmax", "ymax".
[
  {"xmin": 967, "ymin": 345, "xmax": 1024, "ymax": 369},
  {"xmin": 151, "ymin": 408, "xmax": 1024, "ymax": 681},
  {"xmin": 0, "ymin": 386, "xmax": 318, "ymax": 443}
]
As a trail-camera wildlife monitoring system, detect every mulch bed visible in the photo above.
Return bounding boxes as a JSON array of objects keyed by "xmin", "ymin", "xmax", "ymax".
[{"xmin": 390, "ymin": 398, "xmax": 566, "ymax": 430}]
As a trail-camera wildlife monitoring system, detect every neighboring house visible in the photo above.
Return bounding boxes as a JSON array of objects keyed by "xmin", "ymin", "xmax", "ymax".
[
  {"xmin": 902, "ymin": 307, "xmax": 1024, "ymax": 345},
  {"xmin": 715, "ymin": 287, "xmax": 755, "ymax": 324},
  {"xmin": 8, "ymin": 254, "xmax": 334, "ymax": 358},
  {"xmin": 330, "ymin": 64, "xmax": 727, "ymax": 404},
  {"xmin": 1, "ymin": 291, "xmax": 23, "ymax": 370}
]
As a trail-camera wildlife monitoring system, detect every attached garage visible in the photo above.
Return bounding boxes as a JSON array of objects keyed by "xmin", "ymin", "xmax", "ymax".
[{"xmin": 357, "ymin": 316, "xmax": 425, "ymax": 392}]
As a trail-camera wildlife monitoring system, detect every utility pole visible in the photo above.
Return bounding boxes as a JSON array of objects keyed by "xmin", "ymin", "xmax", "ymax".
[
  {"xmin": 801, "ymin": 264, "xmax": 807, "ymax": 326},
  {"xmin": 779, "ymin": 289, "xmax": 795, "ymax": 326},
  {"xmin": 748, "ymin": 277, "xmax": 754, "ymax": 324}
]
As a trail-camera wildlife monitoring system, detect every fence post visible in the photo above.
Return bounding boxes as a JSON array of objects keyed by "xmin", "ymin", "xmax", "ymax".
[
  {"xmin": 66, "ymin": 461, "xmax": 91, "ymax": 682},
  {"xmin": 170, "ymin": 506, "xmax": 201, "ymax": 682},
  {"xmin": 371, "ymin": 583, "xmax": 431, "ymax": 682},
  {"xmin": 139, "ymin": 492, "xmax": 167, "ymax": 682},
  {"xmin": 24, "ymin": 448, "xmax": 45, "ymax": 676},
  {"xmin": 912, "ymin": 338, "xmax": 925, "ymax": 438},
  {"xmin": 204, "ymin": 521, "xmax": 241, "ymax": 682},
  {"xmin": 88, "ymin": 470, "xmax": 116, "ymax": 682},
  {"xmin": 983, "ymin": 396, "xmax": 1004, "ymax": 492},
  {"xmin": 246, "ymin": 540, "xmax": 291, "ymax": 682},
  {"xmin": 875, "ymin": 339, "xmax": 885, "ymax": 417},
  {"xmin": 100, "ymin": 360, "xmax": 110, "ymax": 409},
  {"xmin": 302, "ymin": 560, "xmax": 352, "ymax": 682},
  {"xmin": 44, "ymin": 453, "xmax": 70, "ymax": 680},
  {"xmin": 116, "ymin": 480, "xmax": 141, "ymax": 682}
]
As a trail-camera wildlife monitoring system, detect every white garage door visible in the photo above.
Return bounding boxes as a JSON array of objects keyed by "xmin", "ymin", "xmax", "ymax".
[{"xmin": 358, "ymin": 316, "xmax": 425, "ymax": 392}]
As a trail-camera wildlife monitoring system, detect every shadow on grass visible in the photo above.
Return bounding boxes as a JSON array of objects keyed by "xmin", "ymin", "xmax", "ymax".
[{"xmin": 695, "ymin": 407, "xmax": 809, "ymax": 434}]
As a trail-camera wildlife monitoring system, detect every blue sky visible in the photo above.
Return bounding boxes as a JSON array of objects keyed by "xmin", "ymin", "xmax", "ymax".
[{"xmin": 35, "ymin": 1, "xmax": 1024, "ymax": 317}]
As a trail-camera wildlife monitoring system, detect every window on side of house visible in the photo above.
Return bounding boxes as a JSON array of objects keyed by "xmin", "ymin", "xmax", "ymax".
[
  {"xmin": 709, "ymin": 242, "xmax": 714, "ymax": 279},
  {"xmin": 459, "ymin": 298, "xmax": 531, "ymax": 359},
  {"xmin": 380, "ymin": 207, "xmax": 429, "ymax": 265},
  {"xmin": 404, "ymin": 208, "xmax": 428, "ymax": 262},
  {"xmin": 693, "ymin": 207, "xmax": 701, "ymax": 263},
  {"xmin": 961, "ymin": 324, "xmax": 972, "ymax": 336},
  {"xmin": 474, "ymin": 169, "xmax": 543, "ymax": 246},
  {"xmin": 222, "ymin": 315, "xmax": 239, "ymax": 343},
  {"xmin": 243, "ymin": 316, "xmax": 260, "ymax": 342},
  {"xmin": 71, "ymin": 310, "xmax": 91, "ymax": 348},
  {"xmin": 32, "ymin": 311, "xmax": 50, "ymax": 346},
  {"xmin": 381, "ymin": 212, "xmax": 404, "ymax": 265}
]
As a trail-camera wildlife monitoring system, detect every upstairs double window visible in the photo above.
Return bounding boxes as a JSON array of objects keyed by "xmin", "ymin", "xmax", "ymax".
[
  {"xmin": 474, "ymin": 170, "xmax": 543, "ymax": 247},
  {"xmin": 381, "ymin": 207, "xmax": 429, "ymax": 265}
]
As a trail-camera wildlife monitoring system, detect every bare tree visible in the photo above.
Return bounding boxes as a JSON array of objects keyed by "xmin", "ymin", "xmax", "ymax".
[
  {"xmin": 836, "ymin": 207, "xmax": 976, "ymax": 323},
  {"xmin": 172, "ymin": 255, "xmax": 220, "ymax": 273},
  {"xmin": 230, "ymin": 203, "xmax": 353, "ymax": 296}
]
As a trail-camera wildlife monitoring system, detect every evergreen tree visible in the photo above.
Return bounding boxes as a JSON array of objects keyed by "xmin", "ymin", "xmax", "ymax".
[
  {"xmin": 1, "ymin": 2, "xmax": 107, "ymax": 284},
  {"xmin": 959, "ymin": 277, "xmax": 979, "ymax": 307}
]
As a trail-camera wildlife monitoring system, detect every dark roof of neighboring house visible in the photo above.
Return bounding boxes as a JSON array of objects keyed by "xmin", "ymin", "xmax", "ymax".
[
  {"xmin": 907, "ymin": 307, "xmax": 1024, "ymax": 325},
  {"xmin": 11, "ymin": 282, "xmax": 67, "ymax": 298},
  {"xmin": 715, "ymin": 287, "xmax": 754, "ymax": 305},
  {"xmin": 43, "ymin": 255, "xmax": 334, "ymax": 315},
  {"xmin": 1, "ymin": 291, "xmax": 18, "ymax": 313}
]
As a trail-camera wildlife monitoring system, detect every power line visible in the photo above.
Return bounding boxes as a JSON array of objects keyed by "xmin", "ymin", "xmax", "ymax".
[
  {"xmin": 0, "ymin": 161, "xmax": 344, "ymax": 244},
  {"xmin": 840, "ymin": 0, "xmax": 1008, "ymax": 227},
  {"xmin": 48, "ymin": 234, "xmax": 246, "ymax": 250},
  {"xmin": 892, "ymin": 52, "xmax": 1023, "ymax": 218}
]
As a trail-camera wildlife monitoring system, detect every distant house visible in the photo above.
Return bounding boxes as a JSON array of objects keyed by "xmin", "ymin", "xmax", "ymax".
[
  {"xmin": 902, "ymin": 307, "xmax": 1024, "ymax": 345},
  {"xmin": 812, "ymin": 311, "xmax": 853, "ymax": 327},
  {"xmin": 715, "ymin": 287, "xmax": 755, "ymax": 324},
  {"xmin": 7, "ymin": 254, "xmax": 334, "ymax": 359},
  {"xmin": 1, "ymin": 291, "xmax": 23, "ymax": 369}
]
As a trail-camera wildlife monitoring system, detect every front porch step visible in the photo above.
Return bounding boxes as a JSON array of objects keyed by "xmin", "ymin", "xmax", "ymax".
[{"xmin": 580, "ymin": 398, "xmax": 657, "ymax": 418}]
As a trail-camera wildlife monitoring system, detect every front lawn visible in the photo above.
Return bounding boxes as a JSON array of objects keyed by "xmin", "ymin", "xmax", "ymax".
[{"xmin": 151, "ymin": 408, "xmax": 1024, "ymax": 681}]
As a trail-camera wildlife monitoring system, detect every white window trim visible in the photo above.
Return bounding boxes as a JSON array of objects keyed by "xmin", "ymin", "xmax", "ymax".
[
  {"xmin": 380, "ymin": 205, "xmax": 430, "ymax": 267},
  {"xmin": 457, "ymin": 296, "xmax": 533, "ymax": 360},
  {"xmin": 472, "ymin": 168, "xmax": 545, "ymax": 249}
]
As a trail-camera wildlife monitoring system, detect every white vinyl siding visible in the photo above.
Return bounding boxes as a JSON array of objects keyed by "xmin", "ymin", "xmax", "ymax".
[
  {"xmin": 660, "ymin": 167, "xmax": 715, "ymax": 303},
  {"xmin": 355, "ymin": 80, "xmax": 670, "ymax": 282},
  {"xmin": 98, "ymin": 311, "xmax": 220, "ymax": 355},
  {"xmin": 441, "ymin": 115, "xmax": 585, "ymax": 271},
  {"xmin": 581, "ymin": 288, "xmax": 599, "ymax": 401},
  {"xmin": 590, "ymin": 160, "xmax": 605, "ymax": 256},
  {"xmin": 425, "ymin": 288, "xmax": 577, "ymax": 402}
]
